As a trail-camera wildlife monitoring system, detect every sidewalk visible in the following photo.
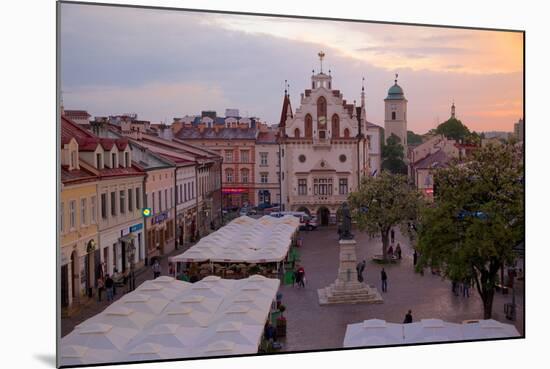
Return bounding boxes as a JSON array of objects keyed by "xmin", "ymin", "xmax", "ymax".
[{"xmin": 60, "ymin": 245, "xmax": 188, "ymax": 338}]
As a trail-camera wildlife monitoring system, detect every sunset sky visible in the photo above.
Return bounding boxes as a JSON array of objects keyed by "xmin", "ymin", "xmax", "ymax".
[{"xmin": 60, "ymin": 3, "xmax": 523, "ymax": 134}]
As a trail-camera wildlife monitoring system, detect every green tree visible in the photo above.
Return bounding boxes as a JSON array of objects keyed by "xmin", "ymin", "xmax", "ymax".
[
  {"xmin": 349, "ymin": 172, "xmax": 424, "ymax": 262},
  {"xmin": 407, "ymin": 130, "xmax": 423, "ymax": 145},
  {"xmin": 416, "ymin": 142, "xmax": 524, "ymax": 319},
  {"xmin": 382, "ymin": 134, "xmax": 407, "ymax": 174},
  {"xmin": 435, "ymin": 116, "xmax": 470, "ymax": 141}
]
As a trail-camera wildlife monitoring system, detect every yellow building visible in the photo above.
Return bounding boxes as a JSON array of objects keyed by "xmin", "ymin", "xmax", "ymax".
[{"xmin": 60, "ymin": 135, "xmax": 99, "ymax": 308}]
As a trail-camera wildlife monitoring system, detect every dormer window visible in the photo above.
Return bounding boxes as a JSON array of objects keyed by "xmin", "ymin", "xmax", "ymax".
[
  {"xmin": 112, "ymin": 152, "xmax": 117, "ymax": 168},
  {"xmin": 125, "ymin": 152, "xmax": 130, "ymax": 168},
  {"xmin": 96, "ymin": 153, "xmax": 103, "ymax": 169},
  {"xmin": 70, "ymin": 150, "xmax": 77, "ymax": 170}
]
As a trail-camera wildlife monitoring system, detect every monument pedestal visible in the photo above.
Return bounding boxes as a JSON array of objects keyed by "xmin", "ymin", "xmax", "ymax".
[{"xmin": 318, "ymin": 239, "xmax": 383, "ymax": 305}]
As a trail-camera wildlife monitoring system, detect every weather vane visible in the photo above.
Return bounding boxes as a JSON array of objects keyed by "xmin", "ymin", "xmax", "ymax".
[
  {"xmin": 395, "ymin": 73, "xmax": 399, "ymax": 83},
  {"xmin": 318, "ymin": 51, "xmax": 325, "ymax": 73}
]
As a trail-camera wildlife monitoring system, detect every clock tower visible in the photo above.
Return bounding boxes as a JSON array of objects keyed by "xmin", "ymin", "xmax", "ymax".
[{"xmin": 384, "ymin": 74, "xmax": 408, "ymax": 151}]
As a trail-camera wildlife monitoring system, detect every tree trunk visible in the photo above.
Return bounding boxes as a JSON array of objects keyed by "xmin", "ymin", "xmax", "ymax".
[
  {"xmin": 482, "ymin": 289, "xmax": 494, "ymax": 319},
  {"xmin": 381, "ymin": 229, "xmax": 389, "ymax": 261}
]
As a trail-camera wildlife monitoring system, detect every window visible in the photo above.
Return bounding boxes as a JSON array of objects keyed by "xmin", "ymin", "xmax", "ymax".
[
  {"xmin": 165, "ymin": 189, "xmax": 168, "ymax": 210},
  {"xmin": 128, "ymin": 189, "xmax": 133, "ymax": 212},
  {"xmin": 317, "ymin": 96, "xmax": 327, "ymax": 123},
  {"xmin": 392, "ymin": 111, "xmax": 396, "ymax": 120},
  {"xmin": 112, "ymin": 153, "xmax": 117, "ymax": 168},
  {"xmin": 241, "ymin": 169, "xmax": 249, "ymax": 183},
  {"xmin": 101, "ymin": 193, "xmax": 107, "ymax": 219},
  {"xmin": 70, "ymin": 151, "xmax": 77, "ymax": 169},
  {"xmin": 344, "ymin": 128, "xmax": 350, "ymax": 138},
  {"xmin": 119, "ymin": 190, "xmax": 125, "ymax": 214},
  {"xmin": 339, "ymin": 178, "xmax": 349, "ymax": 195},
  {"xmin": 96, "ymin": 153, "xmax": 102, "ymax": 169},
  {"xmin": 184, "ymin": 183, "xmax": 187, "ymax": 202},
  {"xmin": 240, "ymin": 150, "xmax": 249, "ymax": 163},
  {"xmin": 332, "ymin": 114, "xmax": 340, "ymax": 138},
  {"xmin": 260, "ymin": 172, "xmax": 268, "ymax": 184},
  {"xmin": 110, "ymin": 192, "xmax": 116, "ymax": 216},
  {"xmin": 60, "ymin": 202, "xmax": 64, "ymax": 233},
  {"xmin": 305, "ymin": 114, "xmax": 313, "ymax": 138},
  {"xmin": 298, "ymin": 179, "xmax": 307, "ymax": 195},
  {"xmin": 125, "ymin": 152, "xmax": 130, "ymax": 167},
  {"xmin": 175, "ymin": 185, "xmax": 178, "ymax": 204},
  {"xmin": 260, "ymin": 152, "xmax": 268, "ymax": 166},
  {"xmin": 225, "ymin": 150, "xmax": 233, "ymax": 163},
  {"xmin": 367, "ymin": 135, "xmax": 372, "ymax": 150},
  {"xmin": 314, "ymin": 178, "xmax": 333, "ymax": 196},
  {"xmin": 294, "ymin": 128, "xmax": 300, "ymax": 138},
  {"xmin": 152, "ymin": 192, "xmax": 156, "ymax": 213},
  {"xmin": 80, "ymin": 198, "xmax": 87, "ymax": 225},
  {"xmin": 226, "ymin": 169, "xmax": 234, "ymax": 183},
  {"xmin": 69, "ymin": 200, "xmax": 76, "ymax": 229},
  {"xmin": 90, "ymin": 196, "xmax": 96, "ymax": 224},
  {"xmin": 158, "ymin": 190, "xmax": 162, "ymax": 212},
  {"xmin": 136, "ymin": 187, "xmax": 141, "ymax": 209}
]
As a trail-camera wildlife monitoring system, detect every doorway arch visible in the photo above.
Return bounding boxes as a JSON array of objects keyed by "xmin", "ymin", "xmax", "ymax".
[{"xmin": 317, "ymin": 206, "xmax": 330, "ymax": 226}]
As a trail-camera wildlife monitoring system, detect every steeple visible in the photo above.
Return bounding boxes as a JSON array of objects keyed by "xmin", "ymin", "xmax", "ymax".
[
  {"xmin": 279, "ymin": 81, "xmax": 293, "ymax": 128},
  {"xmin": 451, "ymin": 100, "xmax": 456, "ymax": 118}
]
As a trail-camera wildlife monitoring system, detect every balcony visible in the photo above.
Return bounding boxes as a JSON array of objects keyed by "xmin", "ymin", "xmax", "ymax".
[
  {"xmin": 312, "ymin": 138, "xmax": 331, "ymax": 149},
  {"xmin": 291, "ymin": 194, "xmax": 348, "ymax": 205}
]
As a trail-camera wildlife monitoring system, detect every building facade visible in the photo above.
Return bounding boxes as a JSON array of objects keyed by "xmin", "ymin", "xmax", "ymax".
[
  {"xmin": 255, "ymin": 129, "xmax": 281, "ymax": 205},
  {"xmin": 278, "ymin": 57, "xmax": 372, "ymax": 225}
]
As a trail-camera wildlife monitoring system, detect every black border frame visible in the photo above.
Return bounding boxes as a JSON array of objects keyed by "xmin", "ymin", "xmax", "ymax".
[{"xmin": 56, "ymin": 1, "xmax": 526, "ymax": 368}]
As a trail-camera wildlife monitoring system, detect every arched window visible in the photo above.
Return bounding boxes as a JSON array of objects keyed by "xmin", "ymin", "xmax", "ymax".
[
  {"xmin": 317, "ymin": 96, "xmax": 327, "ymax": 123},
  {"xmin": 344, "ymin": 128, "xmax": 350, "ymax": 138},
  {"xmin": 392, "ymin": 111, "xmax": 396, "ymax": 120},
  {"xmin": 331, "ymin": 114, "xmax": 340, "ymax": 138},
  {"xmin": 305, "ymin": 114, "xmax": 313, "ymax": 138},
  {"xmin": 294, "ymin": 128, "xmax": 300, "ymax": 138}
]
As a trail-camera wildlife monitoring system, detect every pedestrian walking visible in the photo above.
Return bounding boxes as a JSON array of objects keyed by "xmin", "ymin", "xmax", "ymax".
[
  {"xmin": 105, "ymin": 274, "xmax": 114, "ymax": 302},
  {"xmin": 395, "ymin": 243, "xmax": 402, "ymax": 260},
  {"xmin": 356, "ymin": 260, "xmax": 366, "ymax": 283},
  {"xmin": 152, "ymin": 260, "xmax": 161, "ymax": 279},
  {"xmin": 381, "ymin": 268, "xmax": 388, "ymax": 292},
  {"xmin": 390, "ymin": 228, "xmax": 395, "ymax": 244},
  {"xmin": 452, "ymin": 280, "xmax": 459, "ymax": 296},
  {"xmin": 403, "ymin": 310, "xmax": 413, "ymax": 324},
  {"xmin": 296, "ymin": 266, "xmax": 305, "ymax": 288},
  {"xmin": 97, "ymin": 277, "xmax": 104, "ymax": 302}
]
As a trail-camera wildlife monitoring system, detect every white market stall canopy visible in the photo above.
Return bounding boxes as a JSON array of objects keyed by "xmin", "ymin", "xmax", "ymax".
[
  {"xmin": 171, "ymin": 215, "xmax": 300, "ymax": 264},
  {"xmin": 343, "ymin": 318, "xmax": 520, "ymax": 348},
  {"xmin": 61, "ymin": 275, "xmax": 280, "ymax": 366}
]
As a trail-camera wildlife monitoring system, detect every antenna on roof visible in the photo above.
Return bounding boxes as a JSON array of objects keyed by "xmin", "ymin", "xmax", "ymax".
[{"xmin": 395, "ymin": 73, "xmax": 399, "ymax": 84}]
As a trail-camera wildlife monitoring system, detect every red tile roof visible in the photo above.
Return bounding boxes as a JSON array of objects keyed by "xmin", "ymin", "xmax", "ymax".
[
  {"xmin": 63, "ymin": 110, "xmax": 91, "ymax": 118},
  {"xmin": 256, "ymin": 131, "xmax": 277, "ymax": 144},
  {"xmin": 61, "ymin": 165, "xmax": 97, "ymax": 185}
]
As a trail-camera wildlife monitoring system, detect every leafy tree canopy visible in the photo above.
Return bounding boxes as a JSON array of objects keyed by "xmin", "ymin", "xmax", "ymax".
[
  {"xmin": 349, "ymin": 172, "xmax": 424, "ymax": 261},
  {"xmin": 435, "ymin": 117, "xmax": 471, "ymax": 142},
  {"xmin": 407, "ymin": 130, "xmax": 423, "ymax": 145},
  {"xmin": 382, "ymin": 134, "xmax": 407, "ymax": 174},
  {"xmin": 416, "ymin": 142, "xmax": 524, "ymax": 318}
]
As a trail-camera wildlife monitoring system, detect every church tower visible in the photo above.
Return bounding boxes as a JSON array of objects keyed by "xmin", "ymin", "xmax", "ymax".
[{"xmin": 384, "ymin": 74, "xmax": 408, "ymax": 151}]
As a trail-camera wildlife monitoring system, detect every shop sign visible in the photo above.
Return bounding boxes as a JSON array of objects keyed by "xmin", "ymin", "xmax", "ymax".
[
  {"xmin": 152, "ymin": 211, "xmax": 169, "ymax": 225},
  {"xmin": 130, "ymin": 223, "xmax": 143, "ymax": 233},
  {"xmin": 222, "ymin": 188, "xmax": 246, "ymax": 194}
]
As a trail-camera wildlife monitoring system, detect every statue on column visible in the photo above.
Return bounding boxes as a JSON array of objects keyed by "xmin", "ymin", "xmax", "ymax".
[{"xmin": 339, "ymin": 202, "xmax": 354, "ymax": 240}]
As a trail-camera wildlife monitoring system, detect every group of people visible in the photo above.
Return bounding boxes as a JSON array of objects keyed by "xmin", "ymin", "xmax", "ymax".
[
  {"xmin": 96, "ymin": 274, "xmax": 115, "ymax": 302},
  {"xmin": 452, "ymin": 278, "xmax": 472, "ymax": 298},
  {"xmin": 388, "ymin": 229, "xmax": 402, "ymax": 260}
]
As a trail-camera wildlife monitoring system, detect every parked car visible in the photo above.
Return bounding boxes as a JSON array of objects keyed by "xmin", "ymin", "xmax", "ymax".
[
  {"xmin": 305, "ymin": 216, "xmax": 318, "ymax": 231},
  {"xmin": 257, "ymin": 202, "xmax": 273, "ymax": 211},
  {"xmin": 248, "ymin": 208, "xmax": 258, "ymax": 215},
  {"xmin": 239, "ymin": 207, "xmax": 249, "ymax": 216}
]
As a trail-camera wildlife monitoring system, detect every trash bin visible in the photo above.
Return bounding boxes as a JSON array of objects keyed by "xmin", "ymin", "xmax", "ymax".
[{"xmin": 504, "ymin": 303, "xmax": 516, "ymax": 321}]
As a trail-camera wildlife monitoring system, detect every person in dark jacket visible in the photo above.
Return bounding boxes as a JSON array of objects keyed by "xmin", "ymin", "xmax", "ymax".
[
  {"xmin": 105, "ymin": 275, "xmax": 114, "ymax": 302},
  {"xmin": 381, "ymin": 268, "xmax": 388, "ymax": 292},
  {"xmin": 403, "ymin": 310, "xmax": 413, "ymax": 324}
]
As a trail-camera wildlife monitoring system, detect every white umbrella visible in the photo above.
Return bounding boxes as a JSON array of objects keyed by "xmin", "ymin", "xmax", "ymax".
[
  {"xmin": 403, "ymin": 319, "xmax": 463, "ymax": 344},
  {"xmin": 155, "ymin": 305, "xmax": 211, "ymax": 328},
  {"xmin": 213, "ymin": 305, "xmax": 269, "ymax": 326},
  {"xmin": 84, "ymin": 305, "xmax": 155, "ymax": 330},
  {"xmin": 59, "ymin": 344, "xmax": 120, "ymax": 366},
  {"xmin": 127, "ymin": 324, "xmax": 200, "ymax": 349},
  {"xmin": 136, "ymin": 280, "xmax": 181, "ymax": 301},
  {"xmin": 343, "ymin": 319, "xmax": 404, "ymax": 347},
  {"xmin": 122, "ymin": 342, "xmax": 190, "ymax": 362},
  {"xmin": 170, "ymin": 294, "xmax": 222, "ymax": 314},
  {"xmin": 119, "ymin": 293, "xmax": 169, "ymax": 315},
  {"xmin": 461, "ymin": 319, "xmax": 520, "ymax": 340},
  {"xmin": 62, "ymin": 323, "xmax": 138, "ymax": 351}
]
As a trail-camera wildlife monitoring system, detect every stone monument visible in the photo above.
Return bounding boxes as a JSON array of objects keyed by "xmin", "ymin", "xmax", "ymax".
[{"xmin": 318, "ymin": 203, "xmax": 383, "ymax": 305}]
